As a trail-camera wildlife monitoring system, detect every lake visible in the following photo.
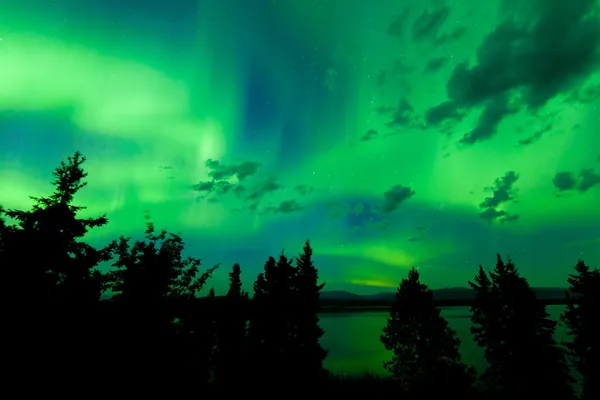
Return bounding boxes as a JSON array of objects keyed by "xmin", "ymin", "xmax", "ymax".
[{"xmin": 320, "ymin": 305, "xmax": 570, "ymax": 377}]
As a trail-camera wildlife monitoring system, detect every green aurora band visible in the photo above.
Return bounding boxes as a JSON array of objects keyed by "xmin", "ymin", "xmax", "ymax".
[{"xmin": 1, "ymin": 0, "xmax": 599, "ymax": 294}]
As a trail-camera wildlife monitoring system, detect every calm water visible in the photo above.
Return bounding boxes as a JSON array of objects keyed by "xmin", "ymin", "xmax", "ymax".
[{"xmin": 320, "ymin": 305, "xmax": 570, "ymax": 376}]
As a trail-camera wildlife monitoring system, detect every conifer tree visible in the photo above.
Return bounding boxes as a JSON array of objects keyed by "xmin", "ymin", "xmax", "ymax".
[
  {"xmin": 471, "ymin": 255, "xmax": 575, "ymax": 400},
  {"xmin": 2, "ymin": 152, "xmax": 113, "ymax": 335},
  {"xmin": 107, "ymin": 220, "xmax": 218, "ymax": 382},
  {"xmin": 214, "ymin": 263, "xmax": 249, "ymax": 384},
  {"xmin": 248, "ymin": 253, "xmax": 297, "ymax": 384},
  {"xmin": 562, "ymin": 260, "xmax": 600, "ymax": 400},
  {"xmin": 381, "ymin": 267, "xmax": 474, "ymax": 398},
  {"xmin": 293, "ymin": 240, "xmax": 328, "ymax": 381}
]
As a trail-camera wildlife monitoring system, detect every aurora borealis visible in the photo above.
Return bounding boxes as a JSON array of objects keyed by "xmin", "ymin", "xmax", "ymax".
[{"xmin": 1, "ymin": 0, "xmax": 599, "ymax": 295}]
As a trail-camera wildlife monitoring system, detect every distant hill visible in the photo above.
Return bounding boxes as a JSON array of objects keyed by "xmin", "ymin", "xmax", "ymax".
[{"xmin": 321, "ymin": 287, "xmax": 568, "ymax": 303}]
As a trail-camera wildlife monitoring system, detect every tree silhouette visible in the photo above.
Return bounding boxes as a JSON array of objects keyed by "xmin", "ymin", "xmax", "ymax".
[
  {"xmin": 470, "ymin": 255, "xmax": 575, "ymax": 400},
  {"xmin": 562, "ymin": 260, "xmax": 600, "ymax": 400},
  {"xmin": 381, "ymin": 267, "xmax": 474, "ymax": 398},
  {"xmin": 469, "ymin": 265, "xmax": 504, "ymax": 391},
  {"xmin": 292, "ymin": 240, "xmax": 328, "ymax": 381},
  {"xmin": 106, "ymin": 219, "xmax": 218, "ymax": 383},
  {"xmin": 3, "ymin": 152, "xmax": 113, "ymax": 320},
  {"xmin": 214, "ymin": 263, "xmax": 249, "ymax": 385},
  {"xmin": 247, "ymin": 252, "xmax": 297, "ymax": 385},
  {"xmin": 0, "ymin": 152, "xmax": 114, "ymax": 382}
]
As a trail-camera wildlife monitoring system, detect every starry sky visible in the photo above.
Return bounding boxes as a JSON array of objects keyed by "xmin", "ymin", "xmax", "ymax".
[{"xmin": 1, "ymin": 0, "xmax": 599, "ymax": 295}]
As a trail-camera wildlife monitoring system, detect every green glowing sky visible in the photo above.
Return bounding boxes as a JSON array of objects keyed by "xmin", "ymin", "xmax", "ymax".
[{"xmin": 1, "ymin": 0, "xmax": 599, "ymax": 294}]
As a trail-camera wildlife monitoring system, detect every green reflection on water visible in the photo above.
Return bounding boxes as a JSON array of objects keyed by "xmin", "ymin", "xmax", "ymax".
[{"xmin": 320, "ymin": 305, "xmax": 569, "ymax": 377}]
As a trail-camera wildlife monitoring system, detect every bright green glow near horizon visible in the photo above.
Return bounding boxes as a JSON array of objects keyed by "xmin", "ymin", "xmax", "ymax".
[{"xmin": 1, "ymin": 0, "xmax": 599, "ymax": 295}]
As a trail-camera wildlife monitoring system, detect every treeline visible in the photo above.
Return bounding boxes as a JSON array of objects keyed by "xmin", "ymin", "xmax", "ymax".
[{"xmin": 0, "ymin": 152, "xmax": 598, "ymax": 399}]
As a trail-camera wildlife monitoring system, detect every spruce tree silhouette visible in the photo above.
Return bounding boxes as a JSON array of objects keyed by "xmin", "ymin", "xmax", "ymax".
[
  {"xmin": 1, "ymin": 152, "xmax": 113, "ymax": 380},
  {"xmin": 561, "ymin": 260, "xmax": 600, "ymax": 400},
  {"xmin": 381, "ymin": 267, "xmax": 475, "ymax": 399},
  {"xmin": 106, "ymin": 219, "xmax": 218, "ymax": 384},
  {"xmin": 248, "ymin": 252, "xmax": 297, "ymax": 387},
  {"xmin": 214, "ymin": 263, "xmax": 249, "ymax": 385},
  {"xmin": 470, "ymin": 255, "xmax": 575, "ymax": 400},
  {"xmin": 292, "ymin": 240, "xmax": 328, "ymax": 382},
  {"xmin": 469, "ymin": 265, "xmax": 504, "ymax": 391}
]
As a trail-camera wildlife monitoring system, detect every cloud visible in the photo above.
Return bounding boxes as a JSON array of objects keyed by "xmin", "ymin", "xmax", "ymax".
[
  {"xmin": 192, "ymin": 158, "xmax": 283, "ymax": 209},
  {"xmin": 424, "ymin": 57, "xmax": 448, "ymax": 73},
  {"xmin": 360, "ymin": 129, "xmax": 378, "ymax": 142},
  {"xmin": 552, "ymin": 171, "xmax": 577, "ymax": 191},
  {"xmin": 260, "ymin": 199, "xmax": 304, "ymax": 215},
  {"xmin": 578, "ymin": 168, "xmax": 600, "ymax": 192},
  {"xmin": 387, "ymin": 8, "xmax": 412, "ymax": 40},
  {"xmin": 381, "ymin": 185, "xmax": 416, "ymax": 213},
  {"xmin": 413, "ymin": 7, "xmax": 450, "ymax": 42},
  {"xmin": 553, "ymin": 168, "xmax": 600, "ymax": 193},
  {"xmin": 426, "ymin": 0, "xmax": 600, "ymax": 145},
  {"xmin": 434, "ymin": 26, "xmax": 467, "ymax": 45},
  {"xmin": 205, "ymin": 159, "xmax": 261, "ymax": 181},
  {"xmin": 387, "ymin": 99, "xmax": 418, "ymax": 129},
  {"xmin": 245, "ymin": 177, "xmax": 281, "ymax": 202},
  {"xmin": 276, "ymin": 199, "xmax": 304, "ymax": 213},
  {"xmin": 517, "ymin": 123, "xmax": 553, "ymax": 146},
  {"xmin": 294, "ymin": 184, "xmax": 315, "ymax": 196},
  {"xmin": 479, "ymin": 171, "xmax": 520, "ymax": 223},
  {"xmin": 374, "ymin": 106, "xmax": 396, "ymax": 115}
]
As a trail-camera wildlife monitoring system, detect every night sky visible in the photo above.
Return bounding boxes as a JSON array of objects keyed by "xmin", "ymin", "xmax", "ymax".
[{"xmin": 2, "ymin": 0, "xmax": 599, "ymax": 295}]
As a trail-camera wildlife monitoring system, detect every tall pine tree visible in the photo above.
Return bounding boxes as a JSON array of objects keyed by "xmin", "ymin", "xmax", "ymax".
[
  {"xmin": 293, "ymin": 240, "xmax": 328, "ymax": 381},
  {"xmin": 381, "ymin": 267, "xmax": 474, "ymax": 398},
  {"xmin": 247, "ymin": 253, "xmax": 297, "ymax": 385},
  {"xmin": 0, "ymin": 152, "xmax": 114, "ymax": 382},
  {"xmin": 214, "ymin": 263, "xmax": 249, "ymax": 385},
  {"xmin": 470, "ymin": 255, "xmax": 575, "ymax": 400},
  {"xmin": 561, "ymin": 260, "xmax": 600, "ymax": 400}
]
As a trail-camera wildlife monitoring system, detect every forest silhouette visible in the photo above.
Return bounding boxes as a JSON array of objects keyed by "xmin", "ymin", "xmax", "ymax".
[{"xmin": 0, "ymin": 152, "xmax": 598, "ymax": 399}]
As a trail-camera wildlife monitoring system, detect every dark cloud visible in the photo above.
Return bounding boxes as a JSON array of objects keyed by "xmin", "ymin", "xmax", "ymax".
[
  {"xmin": 192, "ymin": 180, "xmax": 215, "ymax": 192},
  {"xmin": 518, "ymin": 123, "xmax": 553, "ymax": 146},
  {"xmin": 245, "ymin": 177, "xmax": 281, "ymax": 201},
  {"xmin": 426, "ymin": 0, "xmax": 600, "ymax": 145},
  {"xmin": 295, "ymin": 184, "xmax": 315, "ymax": 196},
  {"xmin": 552, "ymin": 168, "xmax": 600, "ymax": 193},
  {"xmin": 381, "ymin": 185, "xmax": 416, "ymax": 213},
  {"xmin": 425, "ymin": 100, "xmax": 464, "ymax": 125},
  {"xmin": 260, "ymin": 199, "xmax": 304, "ymax": 215},
  {"xmin": 578, "ymin": 168, "xmax": 600, "ymax": 192},
  {"xmin": 424, "ymin": 57, "xmax": 448, "ymax": 73},
  {"xmin": 552, "ymin": 171, "xmax": 577, "ymax": 191},
  {"xmin": 460, "ymin": 95, "xmax": 517, "ymax": 144},
  {"xmin": 479, "ymin": 171, "xmax": 520, "ymax": 223},
  {"xmin": 276, "ymin": 199, "xmax": 303, "ymax": 213},
  {"xmin": 387, "ymin": 98, "xmax": 417, "ymax": 129},
  {"xmin": 434, "ymin": 26, "xmax": 467, "ymax": 46},
  {"xmin": 407, "ymin": 237, "xmax": 421, "ymax": 242},
  {"xmin": 568, "ymin": 83, "xmax": 600, "ymax": 104},
  {"xmin": 413, "ymin": 7, "xmax": 450, "ymax": 41},
  {"xmin": 205, "ymin": 159, "xmax": 261, "ymax": 181},
  {"xmin": 374, "ymin": 106, "xmax": 396, "ymax": 115},
  {"xmin": 191, "ymin": 180, "xmax": 234, "ymax": 198},
  {"xmin": 360, "ymin": 129, "xmax": 378, "ymax": 142},
  {"xmin": 387, "ymin": 8, "xmax": 411, "ymax": 40},
  {"xmin": 158, "ymin": 165, "xmax": 173, "ymax": 170}
]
